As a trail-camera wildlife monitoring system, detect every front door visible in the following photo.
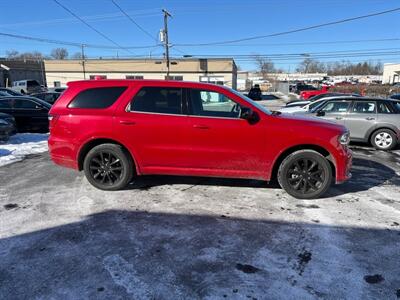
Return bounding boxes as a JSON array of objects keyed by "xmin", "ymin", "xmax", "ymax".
[
  {"xmin": 317, "ymin": 99, "xmax": 351, "ymax": 126},
  {"xmin": 11, "ymin": 98, "xmax": 49, "ymax": 132},
  {"xmin": 186, "ymin": 88, "xmax": 266, "ymax": 179}
]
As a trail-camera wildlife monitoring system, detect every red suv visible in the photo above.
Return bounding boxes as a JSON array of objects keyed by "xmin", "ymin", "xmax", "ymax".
[{"xmin": 49, "ymin": 80, "xmax": 352, "ymax": 199}]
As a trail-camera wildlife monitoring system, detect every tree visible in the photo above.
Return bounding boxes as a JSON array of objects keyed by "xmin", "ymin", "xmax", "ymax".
[
  {"xmin": 6, "ymin": 50, "xmax": 19, "ymax": 58},
  {"xmin": 51, "ymin": 48, "xmax": 69, "ymax": 59},
  {"xmin": 253, "ymin": 55, "xmax": 276, "ymax": 79},
  {"xmin": 296, "ymin": 58, "xmax": 326, "ymax": 73},
  {"xmin": 71, "ymin": 52, "xmax": 84, "ymax": 59}
]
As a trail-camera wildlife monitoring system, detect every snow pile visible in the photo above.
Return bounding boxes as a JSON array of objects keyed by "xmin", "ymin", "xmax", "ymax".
[{"xmin": 0, "ymin": 133, "xmax": 48, "ymax": 167}]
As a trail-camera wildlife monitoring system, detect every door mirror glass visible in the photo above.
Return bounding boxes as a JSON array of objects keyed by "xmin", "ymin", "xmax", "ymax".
[
  {"xmin": 240, "ymin": 107, "xmax": 259, "ymax": 124},
  {"xmin": 316, "ymin": 110, "xmax": 325, "ymax": 117}
]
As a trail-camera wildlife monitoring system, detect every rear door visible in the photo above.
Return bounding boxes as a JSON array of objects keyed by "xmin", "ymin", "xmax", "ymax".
[
  {"xmin": 345, "ymin": 100, "xmax": 377, "ymax": 140},
  {"xmin": 114, "ymin": 86, "xmax": 192, "ymax": 172}
]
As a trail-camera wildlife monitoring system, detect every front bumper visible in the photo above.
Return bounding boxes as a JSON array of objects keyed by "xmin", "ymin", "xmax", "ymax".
[{"xmin": 336, "ymin": 147, "xmax": 352, "ymax": 184}]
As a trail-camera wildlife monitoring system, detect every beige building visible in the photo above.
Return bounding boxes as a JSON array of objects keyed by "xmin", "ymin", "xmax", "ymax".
[
  {"xmin": 44, "ymin": 58, "xmax": 237, "ymax": 89},
  {"xmin": 383, "ymin": 63, "xmax": 400, "ymax": 84}
]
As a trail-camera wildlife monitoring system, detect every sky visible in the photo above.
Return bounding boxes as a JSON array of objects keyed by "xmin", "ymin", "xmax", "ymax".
[{"xmin": 0, "ymin": 0, "xmax": 399, "ymax": 71}]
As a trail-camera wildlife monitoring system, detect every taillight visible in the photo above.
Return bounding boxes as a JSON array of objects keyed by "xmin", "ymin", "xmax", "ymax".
[{"xmin": 48, "ymin": 114, "xmax": 60, "ymax": 126}]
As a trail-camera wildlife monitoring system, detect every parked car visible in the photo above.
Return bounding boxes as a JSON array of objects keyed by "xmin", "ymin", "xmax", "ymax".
[
  {"xmin": 291, "ymin": 83, "xmax": 317, "ymax": 94},
  {"xmin": 31, "ymin": 92, "xmax": 61, "ymax": 104},
  {"xmin": 0, "ymin": 87, "xmax": 22, "ymax": 96},
  {"xmin": 10, "ymin": 79, "xmax": 44, "ymax": 94},
  {"xmin": 247, "ymin": 85, "xmax": 262, "ymax": 100},
  {"xmin": 279, "ymin": 96, "xmax": 356, "ymax": 114},
  {"xmin": 0, "ymin": 96, "xmax": 51, "ymax": 132},
  {"xmin": 309, "ymin": 97, "xmax": 400, "ymax": 150},
  {"xmin": 300, "ymin": 85, "xmax": 331, "ymax": 100},
  {"xmin": 48, "ymin": 80, "xmax": 352, "ymax": 199},
  {"xmin": 390, "ymin": 94, "xmax": 400, "ymax": 100},
  {"xmin": 47, "ymin": 87, "xmax": 67, "ymax": 93},
  {"xmin": 285, "ymin": 93, "xmax": 360, "ymax": 108},
  {"xmin": 0, "ymin": 113, "xmax": 16, "ymax": 141}
]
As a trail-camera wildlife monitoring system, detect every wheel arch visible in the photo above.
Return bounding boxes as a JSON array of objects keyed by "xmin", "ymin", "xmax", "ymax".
[
  {"xmin": 77, "ymin": 138, "xmax": 139, "ymax": 174},
  {"xmin": 367, "ymin": 125, "xmax": 398, "ymax": 142},
  {"xmin": 270, "ymin": 144, "xmax": 336, "ymax": 182}
]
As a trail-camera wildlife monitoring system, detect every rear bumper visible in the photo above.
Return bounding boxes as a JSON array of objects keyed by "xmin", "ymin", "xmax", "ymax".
[{"xmin": 48, "ymin": 135, "xmax": 79, "ymax": 170}]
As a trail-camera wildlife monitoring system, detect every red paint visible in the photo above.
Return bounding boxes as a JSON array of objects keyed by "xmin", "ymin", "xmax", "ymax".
[
  {"xmin": 300, "ymin": 85, "xmax": 331, "ymax": 100},
  {"xmin": 49, "ymin": 80, "xmax": 351, "ymax": 184}
]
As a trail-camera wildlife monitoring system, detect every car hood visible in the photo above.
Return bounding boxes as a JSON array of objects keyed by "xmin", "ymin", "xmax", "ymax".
[{"xmin": 274, "ymin": 112, "xmax": 346, "ymax": 131}]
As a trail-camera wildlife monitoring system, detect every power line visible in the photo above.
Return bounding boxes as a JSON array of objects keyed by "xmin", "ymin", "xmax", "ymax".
[
  {"xmin": 52, "ymin": 0, "xmax": 134, "ymax": 54},
  {"xmin": 0, "ymin": 31, "xmax": 157, "ymax": 49},
  {"xmin": 174, "ymin": 7, "xmax": 400, "ymax": 46},
  {"xmin": 110, "ymin": 0, "xmax": 158, "ymax": 43}
]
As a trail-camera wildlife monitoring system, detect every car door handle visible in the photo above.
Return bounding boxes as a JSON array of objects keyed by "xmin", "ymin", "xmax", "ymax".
[
  {"xmin": 119, "ymin": 120, "xmax": 136, "ymax": 125},
  {"xmin": 335, "ymin": 117, "xmax": 343, "ymax": 120},
  {"xmin": 365, "ymin": 117, "xmax": 375, "ymax": 121},
  {"xmin": 193, "ymin": 124, "xmax": 209, "ymax": 129}
]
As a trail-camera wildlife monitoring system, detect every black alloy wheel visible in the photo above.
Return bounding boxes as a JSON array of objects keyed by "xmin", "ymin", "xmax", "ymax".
[
  {"xmin": 83, "ymin": 143, "xmax": 133, "ymax": 190},
  {"xmin": 278, "ymin": 150, "xmax": 332, "ymax": 199}
]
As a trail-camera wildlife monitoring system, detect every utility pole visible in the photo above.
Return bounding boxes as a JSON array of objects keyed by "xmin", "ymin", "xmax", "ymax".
[
  {"xmin": 81, "ymin": 44, "xmax": 86, "ymax": 79},
  {"xmin": 162, "ymin": 9, "xmax": 172, "ymax": 78}
]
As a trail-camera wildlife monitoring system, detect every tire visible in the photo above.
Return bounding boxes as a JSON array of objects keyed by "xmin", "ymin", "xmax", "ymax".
[
  {"xmin": 277, "ymin": 150, "xmax": 332, "ymax": 199},
  {"xmin": 370, "ymin": 129, "xmax": 397, "ymax": 151},
  {"xmin": 83, "ymin": 143, "xmax": 134, "ymax": 191}
]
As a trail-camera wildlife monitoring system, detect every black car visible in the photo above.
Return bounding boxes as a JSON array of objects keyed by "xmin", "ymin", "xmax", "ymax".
[
  {"xmin": 247, "ymin": 85, "xmax": 262, "ymax": 100},
  {"xmin": 31, "ymin": 92, "xmax": 61, "ymax": 104},
  {"xmin": 390, "ymin": 94, "xmax": 400, "ymax": 100},
  {"xmin": 0, "ymin": 96, "xmax": 51, "ymax": 132},
  {"xmin": 0, "ymin": 88, "xmax": 22, "ymax": 96},
  {"xmin": 0, "ymin": 112, "xmax": 16, "ymax": 141}
]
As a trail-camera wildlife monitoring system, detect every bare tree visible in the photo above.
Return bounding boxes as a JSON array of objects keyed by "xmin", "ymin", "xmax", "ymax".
[
  {"xmin": 296, "ymin": 58, "xmax": 326, "ymax": 73},
  {"xmin": 51, "ymin": 48, "xmax": 69, "ymax": 59},
  {"xmin": 253, "ymin": 55, "xmax": 276, "ymax": 79},
  {"xmin": 71, "ymin": 52, "xmax": 84, "ymax": 59}
]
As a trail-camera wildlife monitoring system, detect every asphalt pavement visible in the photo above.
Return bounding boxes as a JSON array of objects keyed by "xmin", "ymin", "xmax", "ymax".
[{"xmin": 0, "ymin": 146, "xmax": 399, "ymax": 299}]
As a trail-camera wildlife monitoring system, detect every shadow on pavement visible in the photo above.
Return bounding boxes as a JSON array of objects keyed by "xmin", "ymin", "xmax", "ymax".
[{"xmin": 0, "ymin": 210, "xmax": 398, "ymax": 299}]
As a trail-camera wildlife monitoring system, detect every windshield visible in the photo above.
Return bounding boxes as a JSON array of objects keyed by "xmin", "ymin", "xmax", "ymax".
[
  {"xmin": 27, "ymin": 80, "xmax": 40, "ymax": 87},
  {"xmin": 228, "ymin": 88, "xmax": 272, "ymax": 115}
]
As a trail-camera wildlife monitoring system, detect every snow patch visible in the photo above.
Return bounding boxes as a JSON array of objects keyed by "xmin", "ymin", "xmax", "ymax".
[{"xmin": 0, "ymin": 133, "xmax": 48, "ymax": 167}]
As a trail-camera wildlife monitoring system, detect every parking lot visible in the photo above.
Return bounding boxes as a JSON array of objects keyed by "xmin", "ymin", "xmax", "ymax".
[{"xmin": 1, "ymin": 144, "xmax": 399, "ymax": 299}]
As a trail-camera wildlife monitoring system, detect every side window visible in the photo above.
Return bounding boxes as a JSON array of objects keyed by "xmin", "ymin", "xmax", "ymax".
[
  {"xmin": 189, "ymin": 89, "xmax": 241, "ymax": 118},
  {"xmin": 321, "ymin": 101, "xmax": 350, "ymax": 113},
  {"xmin": 14, "ymin": 99, "xmax": 39, "ymax": 109},
  {"xmin": 0, "ymin": 99, "xmax": 12, "ymax": 109},
  {"xmin": 131, "ymin": 87, "xmax": 182, "ymax": 115},
  {"xmin": 352, "ymin": 101, "xmax": 376, "ymax": 114},
  {"xmin": 377, "ymin": 102, "xmax": 394, "ymax": 114},
  {"xmin": 68, "ymin": 87, "xmax": 127, "ymax": 109}
]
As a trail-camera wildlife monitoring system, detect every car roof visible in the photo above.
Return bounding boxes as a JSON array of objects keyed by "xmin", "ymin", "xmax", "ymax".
[{"xmin": 0, "ymin": 95, "xmax": 52, "ymax": 107}]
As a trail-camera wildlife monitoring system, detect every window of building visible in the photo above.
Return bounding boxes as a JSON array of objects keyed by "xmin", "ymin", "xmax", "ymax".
[
  {"xmin": 352, "ymin": 101, "xmax": 376, "ymax": 114},
  {"xmin": 89, "ymin": 75, "xmax": 107, "ymax": 80},
  {"xmin": 68, "ymin": 87, "xmax": 127, "ymax": 109},
  {"xmin": 130, "ymin": 87, "xmax": 182, "ymax": 115},
  {"xmin": 126, "ymin": 75, "xmax": 144, "ymax": 80},
  {"xmin": 165, "ymin": 76, "xmax": 183, "ymax": 81},
  {"xmin": 189, "ymin": 89, "xmax": 241, "ymax": 118}
]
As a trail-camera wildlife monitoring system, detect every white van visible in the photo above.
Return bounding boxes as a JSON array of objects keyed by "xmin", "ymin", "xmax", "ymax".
[{"xmin": 11, "ymin": 79, "xmax": 43, "ymax": 94}]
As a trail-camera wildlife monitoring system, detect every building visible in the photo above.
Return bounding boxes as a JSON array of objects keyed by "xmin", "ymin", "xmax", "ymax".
[
  {"xmin": 383, "ymin": 63, "xmax": 400, "ymax": 84},
  {"xmin": 44, "ymin": 58, "xmax": 237, "ymax": 89},
  {"xmin": 0, "ymin": 59, "xmax": 45, "ymax": 87}
]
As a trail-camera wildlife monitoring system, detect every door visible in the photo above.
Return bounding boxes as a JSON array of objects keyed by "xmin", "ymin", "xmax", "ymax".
[
  {"xmin": 115, "ymin": 86, "xmax": 192, "ymax": 172},
  {"xmin": 316, "ymin": 100, "xmax": 351, "ymax": 126},
  {"xmin": 186, "ymin": 88, "xmax": 266, "ymax": 178},
  {"xmin": 11, "ymin": 99, "xmax": 49, "ymax": 132},
  {"xmin": 345, "ymin": 100, "xmax": 377, "ymax": 140}
]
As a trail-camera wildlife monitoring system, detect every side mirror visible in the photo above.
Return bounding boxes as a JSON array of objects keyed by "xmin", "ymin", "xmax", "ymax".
[
  {"xmin": 240, "ymin": 107, "xmax": 259, "ymax": 124},
  {"xmin": 316, "ymin": 110, "xmax": 325, "ymax": 117}
]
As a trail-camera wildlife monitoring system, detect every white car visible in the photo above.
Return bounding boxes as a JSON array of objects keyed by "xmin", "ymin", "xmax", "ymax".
[{"xmin": 279, "ymin": 99, "xmax": 326, "ymax": 114}]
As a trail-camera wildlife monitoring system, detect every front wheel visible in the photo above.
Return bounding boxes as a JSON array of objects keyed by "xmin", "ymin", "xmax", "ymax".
[
  {"xmin": 371, "ymin": 129, "xmax": 397, "ymax": 151},
  {"xmin": 277, "ymin": 150, "xmax": 333, "ymax": 199},
  {"xmin": 83, "ymin": 143, "xmax": 133, "ymax": 190}
]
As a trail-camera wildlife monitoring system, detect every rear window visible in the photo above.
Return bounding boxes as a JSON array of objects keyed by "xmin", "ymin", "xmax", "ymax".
[
  {"xmin": 27, "ymin": 80, "xmax": 40, "ymax": 87},
  {"xmin": 68, "ymin": 87, "xmax": 127, "ymax": 109}
]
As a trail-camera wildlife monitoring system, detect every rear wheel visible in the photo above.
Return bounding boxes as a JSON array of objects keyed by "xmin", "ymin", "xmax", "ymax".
[
  {"xmin": 371, "ymin": 129, "xmax": 396, "ymax": 151},
  {"xmin": 277, "ymin": 150, "xmax": 332, "ymax": 199},
  {"xmin": 83, "ymin": 143, "xmax": 133, "ymax": 190}
]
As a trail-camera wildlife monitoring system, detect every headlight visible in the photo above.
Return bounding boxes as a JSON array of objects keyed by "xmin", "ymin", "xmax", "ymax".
[
  {"xmin": 0, "ymin": 119, "xmax": 8, "ymax": 125},
  {"xmin": 339, "ymin": 131, "xmax": 350, "ymax": 145}
]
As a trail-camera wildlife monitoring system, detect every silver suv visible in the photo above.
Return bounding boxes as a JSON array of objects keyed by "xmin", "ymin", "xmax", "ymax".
[{"xmin": 307, "ymin": 97, "xmax": 400, "ymax": 150}]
